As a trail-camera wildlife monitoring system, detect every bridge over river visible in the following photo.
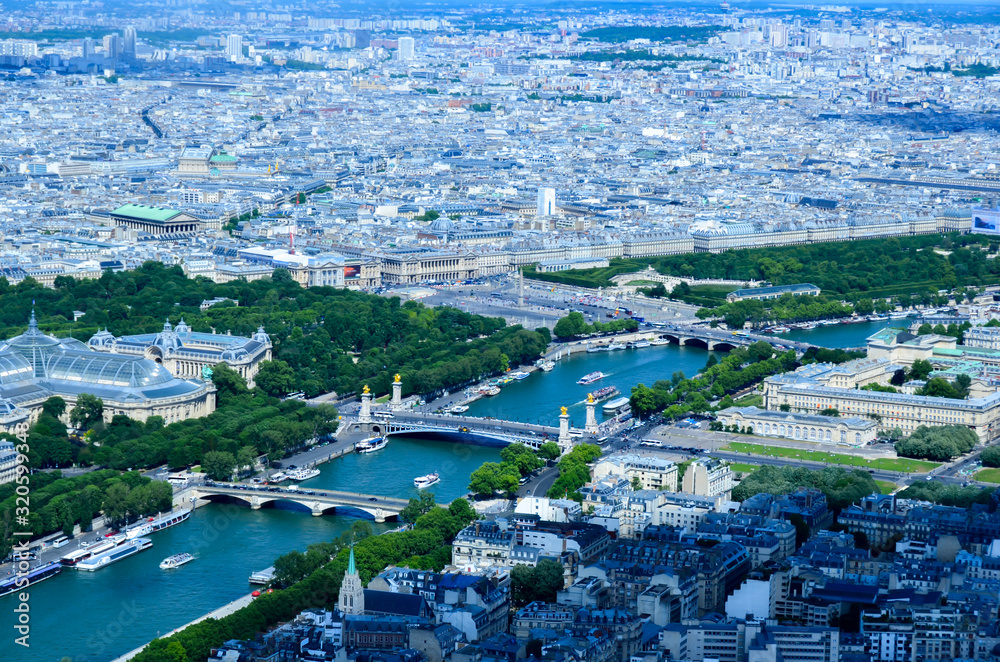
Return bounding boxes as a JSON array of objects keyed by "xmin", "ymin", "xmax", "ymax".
[
  {"xmin": 350, "ymin": 410, "xmax": 569, "ymax": 449},
  {"xmin": 183, "ymin": 484, "xmax": 411, "ymax": 522},
  {"xmin": 657, "ymin": 324, "xmax": 818, "ymax": 353}
]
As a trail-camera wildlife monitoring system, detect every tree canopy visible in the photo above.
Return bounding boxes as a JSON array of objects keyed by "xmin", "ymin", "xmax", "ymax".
[
  {"xmin": 895, "ymin": 425, "xmax": 978, "ymax": 461},
  {"xmin": 731, "ymin": 465, "xmax": 879, "ymax": 512}
]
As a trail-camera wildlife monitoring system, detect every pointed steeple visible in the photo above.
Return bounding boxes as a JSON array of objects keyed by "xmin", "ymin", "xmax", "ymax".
[
  {"xmin": 338, "ymin": 541, "xmax": 364, "ymax": 615},
  {"xmin": 28, "ymin": 309, "xmax": 38, "ymax": 333}
]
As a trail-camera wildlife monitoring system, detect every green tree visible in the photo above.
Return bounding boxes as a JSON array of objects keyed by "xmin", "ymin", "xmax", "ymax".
[
  {"xmin": 553, "ymin": 312, "xmax": 589, "ymax": 339},
  {"xmin": 254, "ymin": 360, "xmax": 297, "ymax": 397},
  {"xmin": 981, "ymin": 445, "xmax": 1000, "ymax": 467},
  {"xmin": 202, "ymin": 450, "xmax": 237, "ymax": 481},
  {"xmin": 42, "ymin": 396, "xmax": 67, "ymax": 419},
  {"xmin": 235, "ymin": 446, "xmax": 258, "ymax": 476},
  {"xmin": 908, "ymin": 359, "xmax": 933, "ymax": 381},
  {"xmin": 500, "ymin": 443, "xmax": 544, "ymax": 476},
  {"xmin": 400, "ymin": 491, "xmax": 437, "ymax": 524},
  {"xmin": 69, "ymin": 394, "xmax": 104, "ymax": 430},
  {"xmin": 102, "ymin": 481, "xmax": 130, "ymax": 529},
  {"xmin": 211, "ymin": 363, "xmax": 248, "ymax": 405},
  {"xmin": 895, "ymin": 425, "xmax": 978, "ymax": 461},
  {"xmin": 510, "ymin": 559, "xmax": 565, "ymax": 606},
  {"xmin": 631, "ymin": 476, "xmax": 643, "ymax": 491},
  {"xmin": 917, "ymin": 377, "xmax": 960, "ymax": 399},
  {"xmin": 537, "ymin": 442, "xmax": 561, "ymax": 461}
]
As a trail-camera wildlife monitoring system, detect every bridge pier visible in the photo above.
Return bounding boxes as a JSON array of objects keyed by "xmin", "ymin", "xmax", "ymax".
[
  {"xmin": 374, "ymin": 508, "xmax": 385, "ymax": 524},
  {"xmin": 558, "ymin": 407, "xmax": 572, "ymax": 454},
  {"xmin": 359, "ymin": 386, "xmax": 373, "ymax": 424},
  {"xmin": 585, "ymin": 396, "xmax": 598, "ymax": 434},
  {"xmin": 391, "ymin": 374, "xmax": 403, "ymax": 410}
]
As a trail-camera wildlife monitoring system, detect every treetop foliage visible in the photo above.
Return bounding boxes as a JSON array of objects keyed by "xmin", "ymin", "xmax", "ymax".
[
  {"xmin": 895, "ymin": 425, "xmax": 979, "ymax": 461},
  {"xmin": 732, "ymin": 465, "xmax": 879, "ymax": 511}
]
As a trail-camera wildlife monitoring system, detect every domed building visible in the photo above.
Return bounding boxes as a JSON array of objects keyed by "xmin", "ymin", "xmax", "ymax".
[
  {"xmin": 88, "ymin": 319, "xmax": 271, "ymax": 387},
  {"xmin": 0, "ymin": 312, "xmax": 216, "ymax": 434}
]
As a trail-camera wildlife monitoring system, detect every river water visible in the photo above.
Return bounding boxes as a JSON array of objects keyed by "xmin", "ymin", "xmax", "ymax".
[
  {"xmin": 10, "ymin": 320, "xmax": 881, "ymax": 662},
  {"xmin": 466, "ymin": 343, "xmax": 718, "ymax": 428},
  {"xmin": 774, "ymin": 319, "xmax": 904, "ymax": 348}
]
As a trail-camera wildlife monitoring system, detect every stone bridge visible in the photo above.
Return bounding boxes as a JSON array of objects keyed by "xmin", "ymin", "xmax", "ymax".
[
  {"xmin": 188, "ymin": 484, "xmax": 410, "ymax": 522},
  {"xmin": 351, "ymin": 411, "xmax": 566, "ymax": 450},
  {"xmin": 658, "ymin": 325, "xmax": 817, "ymax": 353}
]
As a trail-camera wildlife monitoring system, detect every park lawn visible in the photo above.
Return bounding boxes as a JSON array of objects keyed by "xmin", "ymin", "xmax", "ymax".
[
  {"xmin": 689, "ymin": 283, "xmax": 739, "ymax": 299},
  {"xmin": 723, "ymin": 441, "xmax": 940, "ymax": 473},
  {"xmin": 729, "ymin": 462, "xmax": 760, "ymax": 474},
  {"xmin": 733, "ymin": 393, "xmax": 764, "ymax": 408},
  {"xmin": 975, "ymin": 468, "xmax": 1000, "ymax": 483},
  {"xmin": 874, "ymin": 480, "xmax": 897, "ymax": 494}
]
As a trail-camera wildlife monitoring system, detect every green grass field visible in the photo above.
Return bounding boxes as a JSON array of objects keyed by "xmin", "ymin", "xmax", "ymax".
[
  {"xmin": 728, "ymin": 463, "xmax": 760, "ymax": 474},
  {"xmin": 975, "ymin": 468, "xmax": 1000, "ymax": 483},
  {"xmin": 874, "ymin": 480, "xmax": 897, "ymax": 494},
  {"xmin": 723, "ymin": 441, "xmax": 940, "ymax": 473}
]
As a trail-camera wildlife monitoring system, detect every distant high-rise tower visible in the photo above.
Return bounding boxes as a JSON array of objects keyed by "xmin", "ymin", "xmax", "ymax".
[
  {"xmin": 103, "ymin": 33, "xmax": 121, "ymax": 60},
  {"xmin": 398, "ymin": 36, "xmax": 415, "ymax": 61},
  {"xmin": 123, "ymin": 26, "xmax": 137, "ymax": 57},
  {"xmin": 226, "ymin": 34, "xmax": 243, "ymax": 62},
  {"xmin": 353, "ymin": 29, "xmax": 371, "ymax": 49},
  {"xmin": 537, "ymin": 187, "xmax": 556, "ymax": 217},
  {"xmin": 82, "ymin": 38, "xmax": 96, "ymax": 59},
  {"xmin": 338, "ymin": 545, "xmax": 365, "ymax": 615}
]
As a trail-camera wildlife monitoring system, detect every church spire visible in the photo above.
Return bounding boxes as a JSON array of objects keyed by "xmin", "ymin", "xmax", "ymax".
[{"xmin": 338, "ymin": 542, "xmax": 364, "ymax": 616}]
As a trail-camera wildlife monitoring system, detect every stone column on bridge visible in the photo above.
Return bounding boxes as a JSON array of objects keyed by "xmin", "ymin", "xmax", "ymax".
[
  {"xmin": 359, "ymin": 385, "xmax": 373, "ymax": 424},
  {"xmin": 391, "ymin": 374, "xmax": 402, "ymax": 409},
  {"xmin": 585, "ymin": 394, "xmax": 598, "ymax": 434},
  {"xmin": 558, "ymin": 406, "xmax": 572, "ymax": 453}
]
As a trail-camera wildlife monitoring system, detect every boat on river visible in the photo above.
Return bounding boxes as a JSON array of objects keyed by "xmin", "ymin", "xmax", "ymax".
[
  {"xmin": 0, "ymin": 562, "xmax": 62, "ymax": 598},
  {"xmin": 356, "ymin": 437, "xmax": 388, "ymax": 453},
  {"xmin": 414, "ymin": 472, "xmax": 441, "ymax": 489},
  {"xmin": 287, "ymin": 468, "xmax": 321, "ymax": 481},
  {"xmin": 160, "ymin": 553, "xmax": 194, "ymax": 570},
  {"xmin": 76, "ymin": 538, "xmax": 152, "ymax": 572},
  {"xmin": 577, "ymin": 372, "xmax": 605, "ymax": 385},
  {"xmin": 588, "ymin": 386, "xmax": 620, "ymax": 402}
]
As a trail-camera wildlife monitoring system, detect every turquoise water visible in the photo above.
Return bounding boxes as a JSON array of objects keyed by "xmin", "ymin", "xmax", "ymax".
[
  {"xmin": 466, "ymin": 344, "xmax": 717, "ymax": 428},
  {"xmin": 3, "ymin": 439, "xmax": 500, "ymax": 662},
  {"xmin": 774, "ymin": 319, "xmax": 906, "ymax": 348}
]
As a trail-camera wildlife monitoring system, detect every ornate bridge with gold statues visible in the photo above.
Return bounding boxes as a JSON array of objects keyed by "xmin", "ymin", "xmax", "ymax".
[{"xmin": 344, "ymin": 377, "xmax": 605, "ymax": 454}]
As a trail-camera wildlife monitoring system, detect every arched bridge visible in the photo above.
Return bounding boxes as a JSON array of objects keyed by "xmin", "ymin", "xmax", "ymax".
[
  {"xmin": 356, "ymin": 412, "xmax": 564, "ymax": 449},
  {"xmin": 188, "ymin": 484, "xmax": 410, "ymax": 522},
  {"xmin": 658, "ymin": 325, "xmax": 817, "ymax": 353}
]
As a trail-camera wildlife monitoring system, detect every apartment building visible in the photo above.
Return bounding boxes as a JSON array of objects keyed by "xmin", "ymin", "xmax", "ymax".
[{"xmin": 682, "ymin": 458, "xmax": 735, "ymax": 498}]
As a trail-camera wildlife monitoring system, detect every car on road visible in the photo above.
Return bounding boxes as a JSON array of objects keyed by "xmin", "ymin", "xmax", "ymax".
[{"xmin": 368, "ymin": 497, "xmax": 378, "ymax": 502}]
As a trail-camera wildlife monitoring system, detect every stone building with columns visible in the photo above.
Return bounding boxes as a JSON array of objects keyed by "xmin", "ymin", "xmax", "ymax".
[
  {"xmin": 0, "ymin": 313, "xmax": 215, "ymax": 433},
  {"xmin": 88, "ymin": 319, "xmax": 272, "ymax": 387},
  {"xmin": 110, "ymin": 204, "xmax": 203, "ymax": 236}
]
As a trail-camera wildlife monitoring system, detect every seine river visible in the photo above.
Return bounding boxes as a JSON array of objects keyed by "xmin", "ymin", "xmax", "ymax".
[{"xmin": 5, "ymin": 319, "xmax": 896, "ymax": 662}]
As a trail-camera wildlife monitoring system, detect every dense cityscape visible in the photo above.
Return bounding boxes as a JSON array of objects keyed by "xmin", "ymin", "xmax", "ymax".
[{"xmin": 4, "ymin": 1, "xmax": 1000, "ymax": 662}]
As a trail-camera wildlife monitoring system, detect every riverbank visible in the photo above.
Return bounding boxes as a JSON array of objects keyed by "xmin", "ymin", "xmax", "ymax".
[{"xmin": 109, "ymin": 592, "xmax": 256, "ymax": 662}]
